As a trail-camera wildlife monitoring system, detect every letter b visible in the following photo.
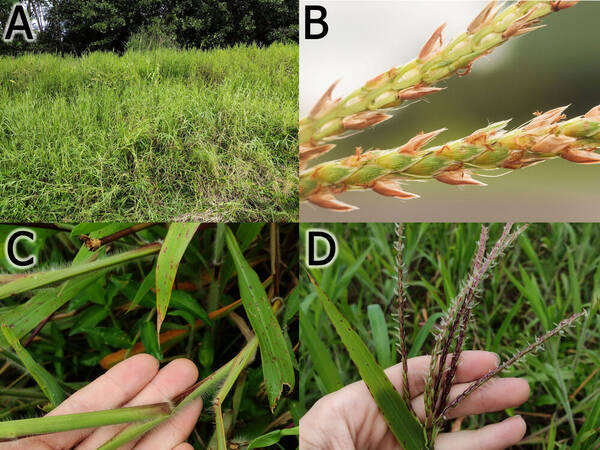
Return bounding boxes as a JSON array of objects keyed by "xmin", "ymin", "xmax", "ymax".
[{"xmin": 305, "ymin": 5, "xmax": 329, "ymax": 40}]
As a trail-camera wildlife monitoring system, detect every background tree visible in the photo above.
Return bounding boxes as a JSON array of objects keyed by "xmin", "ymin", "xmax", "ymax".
[{"xmin": 1, "ymin": 0, "xmax": 298, "ymax": 55}]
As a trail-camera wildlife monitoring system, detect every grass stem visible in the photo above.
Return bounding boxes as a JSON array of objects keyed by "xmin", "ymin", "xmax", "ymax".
[{"xmin": 0, "ymin": 403, "xmax": 171, "ymax": 440}]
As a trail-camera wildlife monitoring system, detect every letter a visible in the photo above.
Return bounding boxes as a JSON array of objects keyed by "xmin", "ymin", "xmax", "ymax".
[{"xmin": 3, "ymin": 3, "xmax": 36, "ymax": 43}]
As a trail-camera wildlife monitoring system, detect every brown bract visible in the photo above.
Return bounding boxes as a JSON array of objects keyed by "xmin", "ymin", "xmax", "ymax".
[
  {"xmin": 419, "ymin": 23, "xmax": 446, "ymax": 61},
  {"xmin": 398, "ymin": 128, "xmax": 446, "ymax": 154},
  {"xmin": 300, "ymin": 142, "xmax": 336, "ymax": 168},
  {"xmin": 531, "ymin": 134, "xmax": 576, "ymax": 154},
  {"xmin": 465, "ymin": 128, "xmax": 493, "ymax": 146},
  {"xmin": 524, "ymin": 105, "xmax": 569, "ymax": 130},
  {"xmin": 309, "ymin": 79, "xmax": 341, "ymax": 119},
  {"xmin": 502, "ymin": 6, "xmax": 544, "ymax": 39},
  {"xmin": 467, "ymin": 1, "xmax": 500, "ymax": 34},
  {"xmin": 371, "ymin": 180, "xmax": 419, "ymax": 199},
  {"xmin": 585, "ymin": 105, "xmax": 600, "ymax": 121},
  {"xmin": 501, "ymin": 155, "xmax": 543, "ymax": 169},
  {"xmin": 307, "ymin": 192, "xmax": 357, "ymax": 211},
  {"xmin": 397, "ymin": 85, "xmax": 445, "ymax": 101},
  {"xmin": 365, "ymin": 68, "xmax": 399, "ymax": 90},
  {"xmin": 561, "ymin": 148, "xmax": 600, "ymax": 164},
  {"xmin": 342, "ymin": 111, "xmax": 392, "ymax": 130},
  {"xmin": 434, "ymin": 168, "xmax": 486, "ymax": 186},
  {"xmin": 551, "ymin": 0, "xmax": 579, "ymax": 11}
]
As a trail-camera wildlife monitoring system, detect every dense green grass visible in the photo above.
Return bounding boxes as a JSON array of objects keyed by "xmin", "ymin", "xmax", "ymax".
[
  {"xmin": 300, "ymin": 223, "xmax": 600, "ymax": 448},
  {"xmin": 0, "ymin": 223, "xmax": 299, "ymax": 447},
  {"xmin": 0, "ymin": 44, "xmax": 298, "ymax": 222}
]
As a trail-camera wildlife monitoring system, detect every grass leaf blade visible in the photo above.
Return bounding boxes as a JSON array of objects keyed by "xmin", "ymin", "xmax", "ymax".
[
  {"xmin": 224, "ymin": 226, "xmax": 295, "ymax": 411},
  {"xmin": 0, "ymin": 273, "xmax": 105, "ymax": 346},
  {"xmin": 299, "ymin": 309, "xmax": 343, "ymax": 394},
  {"xmin": 308, "ymin": 275, "xmax": 425, "ymax": 449},
  {"xmin": 367, "ymin": 303, "xmax": 392, "ymax": 368},
  {"xmin": 408, "ymin": 312, "xmax": 443, "ymax": 358},
  {"xmin": 155, "ymin": 223, "xmax": 200, "ymax": 334},
  {"xmin": 1, "ymin": 325, "xmax": 65, "ymax": 407},
  {"xmin": 247, "ymin": 426, "xmax": 299, "ymax": 450},
  {"xmin": 0, "ymin": 244, "xmax": 161, "ymax": 300}
]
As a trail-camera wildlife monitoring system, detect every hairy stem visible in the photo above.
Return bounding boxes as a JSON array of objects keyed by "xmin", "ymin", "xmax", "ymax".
[
  {"xmin": 0, "ymin": 404, "xmax": 171, "ymax": 440},
  {"xmin": 79, "ymin": 223, "xmax": 158, "ymax": 251}
]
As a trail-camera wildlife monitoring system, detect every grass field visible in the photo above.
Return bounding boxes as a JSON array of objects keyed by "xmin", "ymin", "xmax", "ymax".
[
  {"xmin": 300, "ymin": 223, "xmax": 600, "ymax": 448},
  {"xmin": 0, "ymin": 44, "xmax": 298, "ymax": 222}
]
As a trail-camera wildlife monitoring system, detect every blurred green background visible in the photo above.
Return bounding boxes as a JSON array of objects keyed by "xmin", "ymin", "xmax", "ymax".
[{"xmin": 300, "ymin": 1, "xmax": 600, "ymax": 221}]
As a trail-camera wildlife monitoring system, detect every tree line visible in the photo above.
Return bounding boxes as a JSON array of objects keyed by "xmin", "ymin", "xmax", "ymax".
[{"xmin": 0, "ymin": 0, "xmax": 298, "ymax": 55}]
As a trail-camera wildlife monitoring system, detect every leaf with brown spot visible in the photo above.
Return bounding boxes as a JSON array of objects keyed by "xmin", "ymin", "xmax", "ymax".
[
  {"xmin": 155, "ymin": 223, "xmax": 200, "ymax": 336},
  {"xmin": 224, "ymin": 226, "xmax": 295, "ymax": 411}
]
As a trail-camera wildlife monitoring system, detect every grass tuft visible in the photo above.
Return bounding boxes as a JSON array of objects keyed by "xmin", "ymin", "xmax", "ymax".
[{"xmin": 0, "ymin": 44, "xmax": 298, "ymax": 222}]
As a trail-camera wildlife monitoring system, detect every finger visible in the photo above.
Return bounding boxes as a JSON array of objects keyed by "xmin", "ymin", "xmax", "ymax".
[
  {"xmin": 172, "ymin": 444, "xmax": 194, "ymax": 450},
  {"xmin": 26, "ymin": 354, "xmax": 159, "ymax": 450},
  {"xmin": 435, "ymin": 415, "xmax": 527, "ymax": 450},
  {"xmin": 78, "ymin": 359, "xmax": 199, "ymax": 450},
  {"xmin": 384, "ymin": 351, "xmax": 500, "ymax": 397},
  {"xmin": 411, "ymin": 377, "xmax": 530, "ymax": 421},
  {"xmin": 134, "ymin": 397, "xmax": 202, "ymax": 450},
  {"xmin": 444, "ymin": 377, "xmax": 529, "ymax": 419}
]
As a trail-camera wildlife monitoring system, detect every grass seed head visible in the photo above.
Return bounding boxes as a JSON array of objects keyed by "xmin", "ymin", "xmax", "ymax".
[
  {"xmin": 301, "ymin": 106, "xmax": 600, "ymax": 210},
  {"xmin": 299, "ymin": 0, "xmax": 572, "ymax": 164}
]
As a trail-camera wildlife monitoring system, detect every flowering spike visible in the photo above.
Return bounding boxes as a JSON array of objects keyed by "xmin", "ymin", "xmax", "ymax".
[
  {"xmin": 300, "ymin": 1, "xmax": 577, "ymax": 148},
  {"xmin": 301, "ymin": 110, "xmax": 598, "ymax": 210},
  {"xmin": 393, "ymin": 224, "xmax": 413, "ymax": 412},
  {"xmin": 419, "ymin": 23, "xmax": 446, "ymax": 61},
  {"xmin": 441, "ymin": 311, "xmax": 586, "ymax": 418}
]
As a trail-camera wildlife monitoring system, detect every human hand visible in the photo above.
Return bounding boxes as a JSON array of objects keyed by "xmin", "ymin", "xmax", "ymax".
[
  {"xmin": 300, "ymin": 351, "xmax": 530, "ymax": 450},
  {"xmin": 2, "ymin": 354, "xmax": 202, "ymax": 450}
]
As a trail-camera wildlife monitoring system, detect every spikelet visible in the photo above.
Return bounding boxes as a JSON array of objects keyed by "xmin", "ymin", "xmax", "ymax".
[{"xmin": 300, "ymin": 105, "xmax": 600, "ymax": 210}]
